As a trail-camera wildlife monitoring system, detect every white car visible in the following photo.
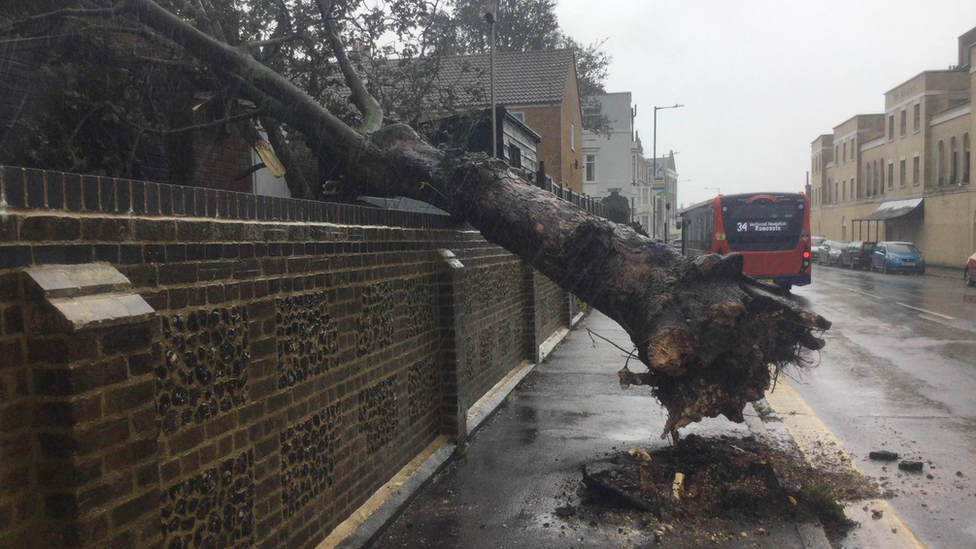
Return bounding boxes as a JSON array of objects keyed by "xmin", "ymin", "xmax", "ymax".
[{"xmin": 810, "ymin": 236, "xmax": 826, "ymax": 261}]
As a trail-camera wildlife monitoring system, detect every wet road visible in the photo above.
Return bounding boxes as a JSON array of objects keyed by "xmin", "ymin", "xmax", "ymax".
[{"xmin": 792, "ymin": 265, "xmax": 976, "ymax": 549}]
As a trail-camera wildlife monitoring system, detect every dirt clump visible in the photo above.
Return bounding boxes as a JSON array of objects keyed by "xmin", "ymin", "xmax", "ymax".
[{"xmin": 580, "ymin": 434, "xmax": 876, "ymax": 542}]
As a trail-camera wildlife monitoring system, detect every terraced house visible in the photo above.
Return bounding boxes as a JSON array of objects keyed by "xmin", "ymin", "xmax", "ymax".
[{"xmin": 810, "ymin": 25, "xmax": 976, "ymax": 267}]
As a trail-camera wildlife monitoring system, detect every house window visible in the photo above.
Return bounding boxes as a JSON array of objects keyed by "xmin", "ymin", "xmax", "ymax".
[
  {"xmin": 843, "ymin": 142, "xmax": 847, "ymax": 163},
  {"xmin": 631, "ymin": 156, "xmax": 636, "ymax": 183},
  {"xmin": 835, "ymin": 145, "xmax": 839, "ymax": 161},
  {"xmin": 571, "ymin": 124, "xmax": 575, "ymax": 151},
  {"xmin": 900, "ymin": 108, "xmax": 907, "ymax": 137},
  {"xmin": 899, "ymin": 158, "xmax": 906, "ymax": 187},
  {"xmin": 510, "ymin": 111, "xmax": 525, "ymax": 123},
  {"xmin": 913, "ymin": 155, "xmax": 919, "ymax": 186},
  {"xmin": 873, "ymin": 160, "xmax": 879, "ymax": 195},
  {"xmin": 964, "ymin": 133, "xmax": 971, "ymax": 184},
  {"xmin": 888, "ymin": 114, "xmax": 895, "ymax": 140},
  {"xmin": 937, "ymin": 140, "xmax": 945, "ymax": 186},
  {"xmin": 866, "ymin": 163, "xmax": 873, "ymax": 196},
  {"xmin": 887, "ymin": 160, "xmax": 893, "ymax": 189},
  {"xmin": 508, "ymin": 143, "xmax": 522, "ymax": 169},
  {"xmin": 851, "ymin": 137, "xmax": 855, "ymax": 158},
  {"xmin": 585, "ymin": 154, "xmax": 596, "ymax": 182},
  {"xmin": 842, "ymin": 180, "xmax": 846, "ymax": 201},
  {"xmin": 913, "ymin": 103, "xmax": 920, "ymax": 132},
  {"xmin": 950, "ymin": 137, "xmax": 958, "ymax": 185}
]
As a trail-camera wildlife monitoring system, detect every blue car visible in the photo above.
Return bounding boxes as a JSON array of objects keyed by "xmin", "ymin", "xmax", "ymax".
[{"xmin": 871, "ymin": 241, "xmax": 926, "ymax": 275}]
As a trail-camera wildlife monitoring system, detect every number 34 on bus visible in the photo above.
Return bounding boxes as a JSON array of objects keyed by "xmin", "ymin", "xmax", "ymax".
[{"xmin": 678, "ymin": 192, "xmax": 812, "ymax": 291}]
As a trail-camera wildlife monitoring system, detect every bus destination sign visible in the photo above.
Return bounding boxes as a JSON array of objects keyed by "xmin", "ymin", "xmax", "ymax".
[{"xmin": 735, "ymin": 221, "xmax": 788, "ymax": 233}]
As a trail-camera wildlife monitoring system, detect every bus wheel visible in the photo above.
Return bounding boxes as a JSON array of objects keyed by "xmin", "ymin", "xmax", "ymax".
[{"xmin": 777, "ymin": 282, "xmax": 792, "ymax": 292}]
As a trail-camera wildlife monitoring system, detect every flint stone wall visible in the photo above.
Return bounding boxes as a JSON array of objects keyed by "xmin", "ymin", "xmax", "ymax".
[{"xmin": 0, "ymin": 165, "xmax": 579, "ymax": 549}]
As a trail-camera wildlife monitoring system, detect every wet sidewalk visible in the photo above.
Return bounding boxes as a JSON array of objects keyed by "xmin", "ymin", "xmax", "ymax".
[{"xmin": 367, "ymin": 311, "xmax": 820, "ymax": 548}]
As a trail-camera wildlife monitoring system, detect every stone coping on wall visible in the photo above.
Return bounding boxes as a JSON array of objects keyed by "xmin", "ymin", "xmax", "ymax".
[{"xmin": 0, "ymin": 165, "xmax": 453, "ymax": 230}]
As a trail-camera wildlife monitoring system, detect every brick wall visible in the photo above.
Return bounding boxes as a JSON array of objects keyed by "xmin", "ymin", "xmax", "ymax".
[
  {"xmin": 532, "ymin": 271, "xmax": 570, "ymax": 351},
  {"xmin": 0, "ymin": 165, "xmax": 583, "ymax": 548}
]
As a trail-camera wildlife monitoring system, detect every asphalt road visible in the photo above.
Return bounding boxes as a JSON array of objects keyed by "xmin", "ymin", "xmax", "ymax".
[{"xmin": 791, "ymin": 264, "xmax": 976, "ymax": 549}]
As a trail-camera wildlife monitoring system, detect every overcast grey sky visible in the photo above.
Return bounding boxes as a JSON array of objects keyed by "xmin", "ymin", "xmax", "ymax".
[{"xmin": 556, "ymin": 0, "xmax": 976, "ymax": 208}]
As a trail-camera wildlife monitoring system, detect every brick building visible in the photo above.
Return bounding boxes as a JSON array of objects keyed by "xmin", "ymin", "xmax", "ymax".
[
  {"xmin": 381, "ymin": 49, "xmax": 585, "ymax": 192},
  {"xmin": 810, "ymin": 25, "xmax": 976, "ymax": 267}
]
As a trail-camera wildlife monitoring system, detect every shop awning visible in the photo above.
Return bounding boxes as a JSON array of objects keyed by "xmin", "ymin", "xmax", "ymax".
[{"xmin": 854, "ymin": 198, "xmax": 923, "ymax": 221}]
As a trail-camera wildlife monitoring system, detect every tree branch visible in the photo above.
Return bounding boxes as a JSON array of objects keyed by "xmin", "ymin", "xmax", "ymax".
[
  {"xmin": 246, "ymin": 34, "xmax": 297, "ymax": 51},
  {"xmin": 127, "ymin": 107, "xmax": 266, "ymax": 135},
  {"xmin": 128, "ymin": 0, "xmax": 365, "ymax": 161},
  {"xmin": 234, "ymin": 162, "xmax": 265, "ymax": 181},
  {"xmin": 6, "ymin": 2, "xmax": 130, "ymax": 30},
  {"xmin": 316, "ymin": 0, "xmax": 384, "ymax": 135}
]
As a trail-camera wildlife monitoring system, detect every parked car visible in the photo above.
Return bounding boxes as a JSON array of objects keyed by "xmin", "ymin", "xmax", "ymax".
[
  {"xmin": 810, "ymin": 236, "xmax": 826, "ymax": 261},
  {"xmin": 871, "ymin": 242, "xmax": 926, "ymax": 275},
  {"xmin": 965, "ymin": 251, "xmax": 976, "ymax": 287},
  {"xmin": 818, "ymin": 240, "xmax": 849, "ymax": 266},
  {"xmin": 839, "ymin": 241, "xmax": 877, "ymax": 270}
]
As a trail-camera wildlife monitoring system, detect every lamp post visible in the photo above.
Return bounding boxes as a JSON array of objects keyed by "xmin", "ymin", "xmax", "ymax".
[
  {"xmin": 705, "ymin": 186, "xmax": 721, "ymax": 196},
  {"xmin": 484, "ymin": 3, "xmax": 497, "ymax": 158},
  {"xmin": 653, "ymin": 103, "xmax": 683, "ymax": 239}
]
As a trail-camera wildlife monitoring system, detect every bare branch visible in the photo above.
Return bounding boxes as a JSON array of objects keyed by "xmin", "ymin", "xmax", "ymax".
[
  {"xmin": 127, "ymin": 0, "xmax": 363, "ymax": 153},
  {"xmin": 6, "ymin": 2, "xmax": 130, "ymax": 30},
  {"xmin": 191, "ymin": 0, "xmax": 227, "ymax": 42},
  {"xmin": 234, "ymin": 162, "xmax": 266, "ymax": 181},
  {"xmin": 126, "ymin": 107, "xmax": 266, "ymax": 135},
  {"xmin": 245, "ymin": 34, "xmax": 297, "ymax": 51},
  {"xmin": 316, "ymin": 0, "xmax": 384, "ymax": 135}
]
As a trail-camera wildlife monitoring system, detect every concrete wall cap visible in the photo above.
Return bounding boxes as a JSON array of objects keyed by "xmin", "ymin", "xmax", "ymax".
[{"xmin": 27, "ymin": 263, "xmax": 131, "ymax": 299}]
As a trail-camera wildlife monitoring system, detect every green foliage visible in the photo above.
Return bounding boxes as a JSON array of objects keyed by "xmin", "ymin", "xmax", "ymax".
[
  {"xmin": 1, "ymin": 26, "xmax": 204, "ymax": 177},
  {"xmin": 799, "ymin": 483, "xmax": 855, "ymax": 530}
]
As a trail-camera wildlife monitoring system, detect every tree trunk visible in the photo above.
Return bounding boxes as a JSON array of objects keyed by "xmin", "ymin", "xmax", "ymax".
[
  {"xmin": 126, "ymin": 0, "xmax": 832, "ymax": 437},
  {"xmin": 348, "ymin": 126, "xmax": 830, "ymax": 436}
]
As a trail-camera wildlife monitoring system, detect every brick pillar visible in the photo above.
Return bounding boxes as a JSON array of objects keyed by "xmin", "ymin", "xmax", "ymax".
[
  {"xmin": 436, "ymin": 250, "xmax": 467, "ymax": 446},
  {"xmin": 567, "ymin": 291, "xmax": 578, "ymax": 326},
  {"xmin": 24, "ymin": 265, "xmax": 161, "ymax": 548},
  {"xmin": 522, "ymin": 264, "xmax": 541, "ymax": 364}
]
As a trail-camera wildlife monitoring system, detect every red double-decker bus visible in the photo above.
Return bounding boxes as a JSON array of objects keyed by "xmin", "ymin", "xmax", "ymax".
[{"xmin": 679, "ymin": 192, "xmax": 812, "ymax": 290}]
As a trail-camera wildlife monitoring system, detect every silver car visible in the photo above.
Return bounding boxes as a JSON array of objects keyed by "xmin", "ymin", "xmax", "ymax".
[
  {"xmin": 810, "ymin": 236, "xmax": 826, "ymax": 261},
  {"xmin": 818, "ymin": 240, "xmax": 850, "ymax": 266}
]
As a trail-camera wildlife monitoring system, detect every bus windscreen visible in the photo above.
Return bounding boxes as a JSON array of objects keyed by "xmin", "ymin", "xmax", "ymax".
[{"xmin": 721, "ymin": 195, "xmax": 803, "ymax": 252}]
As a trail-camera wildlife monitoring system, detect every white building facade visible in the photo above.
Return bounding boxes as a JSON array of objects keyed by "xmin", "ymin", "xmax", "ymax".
[
  {"xmin": 582, "ymin": 92, "xmax": 654, "ymax": 233},
  {"xmin": 649, "ymin": 152, "xmax": 679, "ymax": 242}
]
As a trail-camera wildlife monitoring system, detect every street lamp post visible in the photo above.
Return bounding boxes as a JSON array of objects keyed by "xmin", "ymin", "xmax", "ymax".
[
  {"xmin": 705, "ymin": 186, "xmax": 721, "ymax": 196},
  {"xmin": 484, "ymin": 3, "xmax": 497, "ymax": 159},
  {"xmin": 653, "ymin": 103, "xmax": 683, "ymax": 240}
]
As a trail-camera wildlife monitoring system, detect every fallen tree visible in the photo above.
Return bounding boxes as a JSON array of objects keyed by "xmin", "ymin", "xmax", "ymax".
[{"xmin": 8, "ymin": 0, "xmax": 830, "ymax": 439}]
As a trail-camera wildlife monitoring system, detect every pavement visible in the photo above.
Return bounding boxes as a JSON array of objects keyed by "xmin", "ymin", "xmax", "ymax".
[
  {"xmin": 789, "ymin": 264, "xmax": 976, "ymax": 549},
  {"xmin": 922, "ymin": 264, "xmax": 965, "ymax": 281},
  {"xmin": 367, "ymin": 312, "xmax": 832, "ymax": 549}
]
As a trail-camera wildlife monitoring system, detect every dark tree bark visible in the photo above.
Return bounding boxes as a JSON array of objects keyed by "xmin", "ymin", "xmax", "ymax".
[{"xmin": 41, "ymin": 0, "xmax": 831, "ymax": 438}]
